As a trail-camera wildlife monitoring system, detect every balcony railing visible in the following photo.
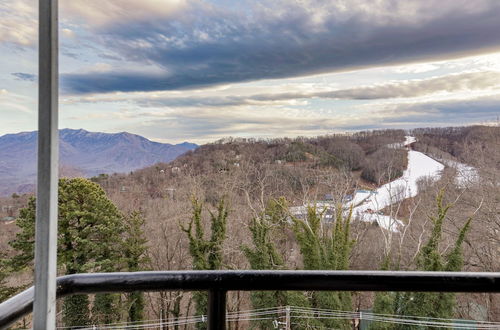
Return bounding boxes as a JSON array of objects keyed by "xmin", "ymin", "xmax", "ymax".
[{"xmin": 1, "ymin": 270, "xmax": 499, "ymax": 329}]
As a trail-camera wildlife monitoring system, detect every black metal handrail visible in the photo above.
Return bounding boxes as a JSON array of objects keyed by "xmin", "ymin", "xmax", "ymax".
[{"xmin": 1, "ymin": 270, "xmax": 499, "ymax": 329}]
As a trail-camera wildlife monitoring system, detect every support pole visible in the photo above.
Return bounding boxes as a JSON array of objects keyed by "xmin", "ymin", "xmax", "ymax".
[
  {"xmin": 34, "ymin": 0, "xmax": 58, "ymax": 329},
  {"xmin": 285, "ymin": 306, "xmax": 291, "ymax": 330},
  {"xmin": 208, "ymin": 290, "xmax": 226, "ymax": 330}
]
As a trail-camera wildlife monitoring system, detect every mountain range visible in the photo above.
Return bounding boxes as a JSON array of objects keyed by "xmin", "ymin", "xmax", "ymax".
[{"xmin": 0, "ymin": 129, "xmax": 197, "ymax": 196}]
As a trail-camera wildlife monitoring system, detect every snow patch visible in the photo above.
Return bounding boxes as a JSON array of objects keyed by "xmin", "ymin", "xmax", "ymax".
[
  {"xmin": 404, "ymin": 136, "xmax": 417, "ymax": 145},
  {"xmin": 440, "ymin": 159, "xmax": 479, "ymax": 188}
]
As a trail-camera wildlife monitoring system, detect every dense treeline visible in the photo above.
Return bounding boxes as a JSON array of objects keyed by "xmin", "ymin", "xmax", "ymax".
[
  {"xmin": 412, "ymin": 125, "xmax": 500, "ymax": 168},
  {"xmin": 171, "ymin": 129, "xmax": 407, "ymax": 185}
]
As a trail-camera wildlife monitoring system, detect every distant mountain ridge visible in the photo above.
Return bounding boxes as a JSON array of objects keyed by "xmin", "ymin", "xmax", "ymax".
[{"xmin": 0, "ymin": 129, "xmax": 197, "ymax": 196}]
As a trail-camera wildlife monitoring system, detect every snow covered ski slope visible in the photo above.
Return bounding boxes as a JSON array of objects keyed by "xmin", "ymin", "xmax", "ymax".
[{"xmin": 350, "ymin": 136, "xmax": 444, "ymax": 232}]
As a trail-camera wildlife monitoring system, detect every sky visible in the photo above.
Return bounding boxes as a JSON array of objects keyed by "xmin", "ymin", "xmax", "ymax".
[{"xmin": 1, "ymin": 0, "xmax": 499, "ymax": 144}]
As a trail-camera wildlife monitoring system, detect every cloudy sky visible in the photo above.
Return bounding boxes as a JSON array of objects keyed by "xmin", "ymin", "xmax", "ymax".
[{"xmin": 1, "ymin": 0, "xmax": 500, "ymax": 143}]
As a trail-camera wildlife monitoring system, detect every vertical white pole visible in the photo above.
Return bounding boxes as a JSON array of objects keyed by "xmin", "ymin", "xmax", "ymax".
[
  {"xmin": 285, "ymin": 306, "xmax": 291, "ymax": 330},
  {"xmin": 34, "ymin": 0, "xmax": 58, "ymax": 329}
]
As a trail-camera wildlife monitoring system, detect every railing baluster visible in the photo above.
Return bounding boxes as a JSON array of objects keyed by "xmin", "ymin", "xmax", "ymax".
[{"xmin": 208, "ymin": 289, "xmax": 227, "ymax": 330}]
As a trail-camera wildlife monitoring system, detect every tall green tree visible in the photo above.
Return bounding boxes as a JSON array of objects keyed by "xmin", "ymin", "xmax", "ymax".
[
  {"xmin": 181, "ymin": 198, "xmax": 228, "ymax": 329},
  {"xmin": 292, "ymin": 205, "xmax": 355, "ymax": 329},
  {"xmin": 396, "ymin": 192, "xmax": 472, "ymax": 330},
  {"xmin": 371, "ymin": 257, "xmax": 397, "ymax": 330},
  {"xmin": 9, "ymin": 178, "xmax": 125, "ymax": 328},
  {"xmin": 242, "ymin": 198, "xmax": 313, "ymax": 329},
  {"xmin": 124, "ymin": 211, "xmax": 149, "ymax": 322},
  {"xmin": 371, "ymin": 190, "xmax": 473, "ymax": 330},
  {"xmin": 0, "ymin": 254, "xmax": 15, "ymax": 303}
]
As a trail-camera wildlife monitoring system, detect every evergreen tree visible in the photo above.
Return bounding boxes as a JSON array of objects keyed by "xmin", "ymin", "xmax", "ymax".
[
  {"xmin": 9, "ymin": 178, "xmax": 125, "ymax": 328},
  {"xmin": 397, "ymin": 193, "xmax": 472, "ymax": 330},
  {"xmin": 0, "ymin": 254, "xmax": 15, "ymax": 303},
  {"xmin": 92, "ymin": 292, "xmax": 121, "ymax": 326},
  {"xmin": 181, "ymin": 198, "xmax": 228, "ymax": 329},
  {"xmin": 371, "ymin": 257, "xmax": 396, "ymax": 330},
  {"xmin": 124, "ymin": 211, "xmax": 149, "ymax": 322},
  {"xmin": 8, "ymin": 198, "xmax": 36, "ymax": 271},
  {"xmin": 372, "ymin": 190, "xmax": 473, "ymax": 330},
  {"xmin": 292, "ymin": 205, "xmax": 355, "ymax": 329},
  {"xmin": 242, "ymin": 198, "xmax": 313, "ymax": 329}
]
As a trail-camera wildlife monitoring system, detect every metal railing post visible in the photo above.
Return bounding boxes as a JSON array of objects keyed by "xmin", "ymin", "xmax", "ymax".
[
  {"xmin": 208, "ymin": 289, "xmax": 226, "ymax": 330},
  {"xmin": 285, "ymin": 306, "xmax": 291, "ymax": 330},
  {"xmin": 34, "ymin": 0, "xmax": 59, "ymax": 329}
]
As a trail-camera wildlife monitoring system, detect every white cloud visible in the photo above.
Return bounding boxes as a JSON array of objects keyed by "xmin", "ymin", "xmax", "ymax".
[
  {"xmin": 0, "ymin": 0, "xmax": 190, "ymax": 46},
  {"xmin": 0, "ymin": 1, "xmax": 37, "ymax": 46},
  {"xmin": 61, "ymin": 0, "xmax": 190, "ymax": 27},
  {"xmin": 63, "ymin": 70, "xmax": 500, "ymax": 108},
  {"xmin": 62, "ymin": 28, "xmax": 75, "ymax": 38},
  {"xmin": 393, "ymin": 63, "xmax": 439, "ymax": 74},
  {"xmin": 0, "ymin": 89, "xmax": 34, "ymax": 114}
]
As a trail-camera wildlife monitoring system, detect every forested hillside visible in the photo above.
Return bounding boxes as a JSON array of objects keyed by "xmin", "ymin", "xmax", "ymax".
[
  {"xmin": 1, "ymin": 126, "xmax": 498, "ymax": 328},
  {"xmin": 166, "ymin": 129, "xmax": 407, "ymax": 185},
  {"xmin": 413, "ymin": 125, "xmax": 500, "ymax": 169}
]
